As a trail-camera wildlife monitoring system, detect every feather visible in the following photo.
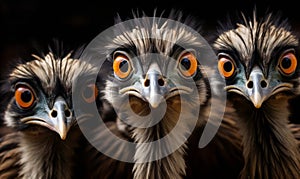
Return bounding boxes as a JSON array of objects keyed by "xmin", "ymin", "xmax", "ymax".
[
  {"xmin": 213, "ymin": 9, "xmax": 300, "ymax": 178},
  {"xmin": 0, "ymin": 44, "xmax": 99, "ymax": 178},
  {"xmin": 82, "ymin": 9, "xmax": 244, "ymax": 179}
]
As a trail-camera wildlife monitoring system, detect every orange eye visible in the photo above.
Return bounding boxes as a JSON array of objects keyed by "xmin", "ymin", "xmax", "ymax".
[
  {"xmin": 82, "ymin": 84, "xmax": 99, "ymax": 103},
  {"xmin": 15, "ymin": 86, "xmax": 35, "ymax": 109},
  {"xmin": 113, "ymin": 54, "xmax": 132, "ymax": 79},
  {"xmin": 178, "ymin": 52, "xmax": 198, "ymax": 77},
  {"xmin": 278, "ymin": 52, "xmax": 297, "ymax": 75},
  {"xmin": 218, "ymin": 57, "xmax": 235, "ymax": 78}
]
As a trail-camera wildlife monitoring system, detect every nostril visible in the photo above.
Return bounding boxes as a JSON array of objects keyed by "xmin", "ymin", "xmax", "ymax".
[
  {"xmin": 260, "ymin": 80, "xmax": 267, "ymax": 88},
  {"xmin": 65, "ymin": 110, "xmax": 71, "ymax": 117},
  {"xmin": 144, "ymin": 79, "xmax": 150, "ymax": 87},
  {"xmin": 158, "ymin": 78, "xmax": 165, "ymax": 86},
  {"xmin": 51, "ymin": 110, "xmax": 58, "ymax": 118},
  {"xmin": 247, "ymin": 81, "xmax": 253, "ymax": 89}
]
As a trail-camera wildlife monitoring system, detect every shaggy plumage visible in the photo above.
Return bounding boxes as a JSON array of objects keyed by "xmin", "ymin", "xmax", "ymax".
[
  {"xmin": 213, "ymin": 10, "xmax": 300, "ymax": 179},
  {"xmin": 81, "ymin": 10, "xmax": 243, "ymax": 179},
  {"xmin": 0, "ymin": 49, "xmax": 99, "ymax": 179}
]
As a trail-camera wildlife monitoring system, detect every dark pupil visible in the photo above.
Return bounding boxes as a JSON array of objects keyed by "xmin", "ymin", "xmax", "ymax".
[
  {"xmin": 83, "ymin": 87, "xmax": 93, "ymax": 98},
  {"xmin": 224, "ymin": 61, "xmax": 233, "ymax": 72},
  {"xmin": 281, "ymin": 57, "xmax": 291, "ymax": 69},
  {"xmin": 181, "ymin": 58, "xmax": 191, "ymax": 70},
  {"xmin": 21, "ymin": 90, "xmax": 32, "ymax": 102},
  {"xmin": 119, "ymin": 60, "xmax": 129, "ymax": 72}
]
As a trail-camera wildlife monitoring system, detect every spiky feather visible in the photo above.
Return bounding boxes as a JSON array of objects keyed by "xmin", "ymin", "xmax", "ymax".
[
  {"xmin": 213, "ymin": 9, "xmax": 300, "ymax": 178},
  {"xmin": 0, "ymin": 48, "xmax": 98, "ymax": 178},
  {"xmin": 85, "ymin": 10, "xmax": 243, "ymax": 179}
]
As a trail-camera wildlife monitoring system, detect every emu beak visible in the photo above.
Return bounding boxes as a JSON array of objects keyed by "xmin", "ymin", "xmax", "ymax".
[
  {"xmin": 49, "ymin": 96, "xmax": 73, "ymax": 140},
  {"xmin": 21, "ymin": 96, "xmax": 73, "ymax": 140},
  {"xmin": 143, "ymin": 63, "xmax": 167, "ymax": 108},
  {"xmin": 246, "ymin": 66, "xmax": 269, "ymax": 108}
]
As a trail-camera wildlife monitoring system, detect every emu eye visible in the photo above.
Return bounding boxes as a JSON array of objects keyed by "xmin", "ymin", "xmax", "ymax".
[
  {"xmin": 113, "ymin": 54, "xmax": 132, "ymax": 79},
  {"xmin": 178, "ymin": 52, "xmax": 198, "ymax": 77},
  {"xmin": 278, "ymin": 52, "xmax": 297, "ymax": 76},
  {"xmin": 82, "ymin": 84, "xmax": 99, "ymax": 103},
  {"xmin": 15, "ymin": 85, "xmax": 35, "ymax": 109},
  {"xmin": 218, "ymin": 56, "xmax": 236, "ymax": 78}
]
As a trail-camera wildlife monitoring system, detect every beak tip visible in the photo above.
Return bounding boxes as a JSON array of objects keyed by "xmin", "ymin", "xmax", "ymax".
[
  {"xmin": 249, "ymin": 93, "xmax": 264, "ymax": 109},
  {"xmin": 148, "ymin": 95, "xmax": 165, "ymax": 109},
  {"xmin": 254, "ymin": 103, "xmax": 262, "ymax": 109},
  {"xmin": 59, "ymin": 134, "xmax": 67, "ymax": 140},
  {"xmin": 55, "ymin": 126, "xmax": 68, "ymax": 141},
  {"xmin": 251, "ymin": 98, "xmax": 263, "ymax": 109},
  {"xmin": 149, "ymin": 101, "xmax": 160, "ymax": 108},
  {"xmin": 250, "ymin": 97, "xmax": 263, "ymax": 108}
]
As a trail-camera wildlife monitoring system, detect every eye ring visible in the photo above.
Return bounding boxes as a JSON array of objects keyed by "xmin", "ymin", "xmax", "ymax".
[
  {"xmin": 15, "ymin": 84, "xmax": 35, "ymax": 109},
  {"xmin": 218, "ymin": 56, "xmax": 236, "ymax": 78},
  {"xmin": 82, "ymin": 84, "xmax": 99, "ymax": 103},
  {"xmin": 178, "ymin": 51, "xmax": 198, "ymax": 77},
  {"xmin": 113, "ymin": 54, "xmax": 132, "ymax": 79},
  {"xmin": 278, "ymin": 52, "xmax": 297, "ymax": 76}
]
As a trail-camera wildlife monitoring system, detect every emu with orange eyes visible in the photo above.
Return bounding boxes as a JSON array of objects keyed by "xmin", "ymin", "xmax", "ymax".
[
  {"xmin": 214, "ymin": 11, "xmax": 300, "ymax": 179},
  {"xmin": 0, "ymin": 51, "xmax": 99, "ymax": 179},
  {"xmin": 80, "ymin": 12, "xmax": 244, "ymax": 179}
]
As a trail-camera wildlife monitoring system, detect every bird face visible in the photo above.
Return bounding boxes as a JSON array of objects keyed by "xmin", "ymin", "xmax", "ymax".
[
  {"xmin": 96, "ymin": 15, "xmax": 213, "ymax": 178},
  {"xmin": 105, "ymin": 46, "xmax": 208, "ymax": 133},
  {"xmin": 4, "ymin": 52, "xmax": 99, "ymax": 140},
  {"xmin": 103, "ymin": 17, "xmax": 210, "ymax": 129},
  {"xmin": 11, "ymin": 82, "xmax": 73, "ymax": 140},
  {"xmin": 110, "ymin": 49, "xmax": 200, "ymax": 111},
  {"xmin": 214, "ymin": 14, "xmax": 300, "ymax": 108}
]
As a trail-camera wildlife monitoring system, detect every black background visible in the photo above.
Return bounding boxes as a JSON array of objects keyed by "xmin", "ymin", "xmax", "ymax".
[{"xmin": 1, "ymin": 0, "xmax": 300, "ymax": 76}]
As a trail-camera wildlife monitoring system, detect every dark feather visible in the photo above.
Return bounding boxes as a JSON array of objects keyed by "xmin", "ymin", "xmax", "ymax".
[
  {"xmin": 213, "ymin": 9, "xmax": 300, "ymax": 178},
  {"xmin": 0, "ymin": 43, "xmax": 99, "ymax": 178},
  {"xmin": 82, "ymin": 9, "xmax": 244, "ymax": 179},
  {"xmin": 0, "ymin": 132, "xmax": 21, "ymax": 179}
]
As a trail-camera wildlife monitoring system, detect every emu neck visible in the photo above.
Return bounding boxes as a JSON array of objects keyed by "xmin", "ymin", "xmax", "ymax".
[
  {"xmin": 131, "ymin": 100, "xmax": 200, "ymax": 179},
  {"xmin": 19, "ymin": 128, "xmax": 80, "ymax": 179},
  {"xmin": 234, "ymin": 98, "xmax": 300, "ymax": 179}
]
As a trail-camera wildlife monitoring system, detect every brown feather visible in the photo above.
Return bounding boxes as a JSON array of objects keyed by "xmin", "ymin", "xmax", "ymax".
[
  {"xmin": 0, "ymin": 132, "xmax": 21, "ymax": 179},
  {"xmin": 213, "ymin": 9, "xmax": 300, "ymax": 178}
]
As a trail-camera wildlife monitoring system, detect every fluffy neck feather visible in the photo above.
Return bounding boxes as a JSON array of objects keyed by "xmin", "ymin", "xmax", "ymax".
[
  {"xmin": 131, "ymin": 98, "xmax": 201, "ymax": 179},
  {"xmin": 18, "ymin": 127, "xmax": 81, "ymax": 179},
  {"xmin": 233, "ymin": 96, "xmax": 300, "ymax": 179}
]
